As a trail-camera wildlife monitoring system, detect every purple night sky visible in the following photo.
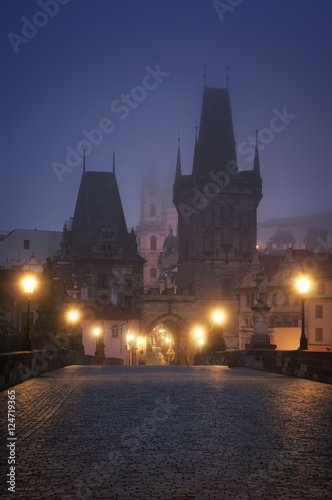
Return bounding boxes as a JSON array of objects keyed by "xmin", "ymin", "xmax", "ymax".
[{"xmin": 1, "ymin": 0, "xmax": 332, "ymax": 233}]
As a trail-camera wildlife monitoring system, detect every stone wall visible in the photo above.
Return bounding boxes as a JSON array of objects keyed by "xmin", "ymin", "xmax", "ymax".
[
  {"xmin": 195, "ymin": 350, "xmax": 332, "ymax": 384},
  {"xmin": 194, "ymin": 351, "xmax": 239, "ymax": 367},
  {"xmin": 0, "ymin": 349, "xmax": 123, "ymax": 391}
]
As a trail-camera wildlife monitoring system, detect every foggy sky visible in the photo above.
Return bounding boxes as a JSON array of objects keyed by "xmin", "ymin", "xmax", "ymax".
[{"xmin": 1, "ymin": 0, "xmax": 332, "ymax": 234}]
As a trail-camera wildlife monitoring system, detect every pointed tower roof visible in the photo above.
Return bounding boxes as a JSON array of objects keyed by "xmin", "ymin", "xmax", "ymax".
[
  {"xmin": 192, "ymin": 87, "xmax": 237, "ymax": 176},
  {"xmin": 70, "ymin": 171, "xmax": 143, "ymax": 261},
  {"xmin": 175, "ymin": 135, "xmax": 182, "ymax": 181},
  {"xmin": 192, "ymin": 124, "xmax": 199, "ymax": 175},
  {"xmin": 253, "ymin": 130, "xmax": 261, "ymax": 178}
]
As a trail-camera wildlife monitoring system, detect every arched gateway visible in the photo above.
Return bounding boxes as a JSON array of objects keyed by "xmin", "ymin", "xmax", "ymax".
[{"xmin": 143, "ymin": 312, "xmax": 192, "ymax": 365}]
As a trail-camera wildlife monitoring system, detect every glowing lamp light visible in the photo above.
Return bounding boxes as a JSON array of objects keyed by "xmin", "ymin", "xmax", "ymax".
[
  {"xmin": 213, "ymin": 311, "xmax": 224, "ymax": 324},
  {"xmin": 199, "ymin": 338, "xmax": 204, "ymax": 346},
  {"xmin": 67, "ymin": 309, "xmax": 80, "ymax": 350},
  {"xmin": 94, "ymin": 327, "xmax": 101, "ymax": 356},
  {"xmin": 23, "ymin": 277, "xmax": 35, "ymax": 294},
  {"xmin": 297, "ymin": 278, "xmax": 310, "ymax": 295},
  {"xmin": 195, "ymin": 329, "xmax": 203, "ymax": 337},
  {"xmin": 68, "ymin": 310, "xmax": 79, "ymax": 323}
]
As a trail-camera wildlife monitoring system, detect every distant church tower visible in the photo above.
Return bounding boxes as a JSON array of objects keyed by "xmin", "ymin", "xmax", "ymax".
[
  {"xmin": 137, "ymin": 171, "xmax": 178, "ymax": 292},
  {"xmin": 173, "ymin": 85, "xmax": 262, "ymax": 302}
]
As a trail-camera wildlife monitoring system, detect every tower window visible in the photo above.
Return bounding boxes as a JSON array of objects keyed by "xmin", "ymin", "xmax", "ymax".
[
  {"xmin": 112, "ymin": 325, "xmax": 119, "ymax": 337},
  {"xmin": 124, "ymin": 296, "xmax": 133, "ymax": 311},
  {"xmin": 150, "ymin": 203, "xmax": 156, "ymax": 216},
  {"xmin": 24, "ymin": 240, "xmax": 30, "ymax": 249},
  {"xmin": 151, "ymin": 235, "xmax": 157, "ymax": 250},
  {"xmin": 126, "ymin": 279, "xmax": 133, "ymax": 289},
  {"xmin": 97, "ymin": 274, "xmax": 107, "ymax": 289}
]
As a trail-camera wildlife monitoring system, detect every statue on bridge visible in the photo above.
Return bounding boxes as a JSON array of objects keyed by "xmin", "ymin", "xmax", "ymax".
[{"xmin": 255, "ymin": 262, "xmax": 267, "ymax": 306}]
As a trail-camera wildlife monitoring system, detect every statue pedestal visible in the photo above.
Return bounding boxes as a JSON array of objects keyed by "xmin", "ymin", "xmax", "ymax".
[{"xmin": 246, "ymin": 303, "xmax": 276, "ymax": 350}]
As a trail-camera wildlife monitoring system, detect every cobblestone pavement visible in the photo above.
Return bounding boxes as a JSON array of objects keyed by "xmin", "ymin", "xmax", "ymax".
[{"xmin": 1, "ymin": 365, "xmax": 332, "ymax": 500}]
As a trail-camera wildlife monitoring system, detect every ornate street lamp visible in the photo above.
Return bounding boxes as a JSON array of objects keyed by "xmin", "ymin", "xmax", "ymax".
[
  {"xmin": 23, "ymin": 277, "xmax": 36, "ymax": 351},
  {"xmin": 94, "ymin": 327, "xmax": 100, "ymax": 356},
  {"xmin": 194, "ymin": 327, "xmax": 205, "ymax": 353},
  {"xmin": 199, "ymin": 338, "xmax": 205, "ymax": 354},
  {"xmin": 67, "ymin": 309, "xmax": 80, "ymax": 350},
  {"xmin": 297, "ymin": 278, "xmax": 310, "ymax": 350},
  {"xmin": 127, "ymin": 333, "xmax": 135, "ymax": 365},
  {"xmin": 212, "ymin": 309, "xmax": 226, "ymax": 351}
]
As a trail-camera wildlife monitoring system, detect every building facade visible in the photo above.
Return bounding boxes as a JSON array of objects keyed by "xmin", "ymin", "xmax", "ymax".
[
  {"xmin": 238, "ymin": 248, "xmax": 332, "ymax": 350},
  {"xmin": 136, "ymin": 171, "xmax": 177, "ymax": 292},
  {"xmin": 0, "ymin": 229, "xmax": 62, "ymax": 269}
]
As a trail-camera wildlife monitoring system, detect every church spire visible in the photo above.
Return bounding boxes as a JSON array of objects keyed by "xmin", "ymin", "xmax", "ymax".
[
  {"xmin": 113, "ymin": 151, "xmax": 115, "ymax": 174},
  {"xmin": 192, "ymin": 122, "xmax": 199, "ymax": 175},
  {"xmin": 253, "ymin": 129, "xmax": 261, "ymax": 178},
  {"xmin": 175, "ymin": 134, "xmax": 182, "ymax": 181}
]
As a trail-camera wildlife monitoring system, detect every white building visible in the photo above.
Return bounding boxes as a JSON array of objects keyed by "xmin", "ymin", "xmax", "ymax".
[
  {"xmin": 0, "ymin": 229, "xmax": 62, "ymax": 268},
  {"xmin": 80, "ymin": 302, "xmax": 142, "ymax": 364}
]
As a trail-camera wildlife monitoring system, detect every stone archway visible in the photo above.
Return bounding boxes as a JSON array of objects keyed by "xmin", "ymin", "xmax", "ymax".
[{"xmin": 144, "ymin": 313, "xmax": 191, "ymax": 365}]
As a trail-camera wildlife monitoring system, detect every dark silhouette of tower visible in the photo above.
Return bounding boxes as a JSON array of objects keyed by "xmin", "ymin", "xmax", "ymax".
[{"xmin": 173, "ymin": 85, "xmax": 262, "ymax": 340}]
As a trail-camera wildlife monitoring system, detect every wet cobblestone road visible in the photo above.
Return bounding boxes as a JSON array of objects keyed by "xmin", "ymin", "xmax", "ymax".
[{"xmin": 1, "ymin": 365, "xmax": 332, "ymax": 499}]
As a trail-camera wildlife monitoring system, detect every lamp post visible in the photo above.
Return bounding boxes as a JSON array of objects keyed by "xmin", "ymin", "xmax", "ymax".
[
  {"xmin": 23, "ymin": 277, "xmax": 35, "ymax": 351},
  {"xmin": 94, "ymin": 327, "xmax": 100, "ymax": 356},
  {"xmin": 199, "ymin": 338, "xmax": 205, "ymax": 354},
  {"xmin": 194, "ymin": 328, "xmax": 204, "ymax": 353},
  {"xmin": 212, "ymin": 310, "xmax": 226, "ymax": 351},
  {"xmin": 297, "ymin": 278, "xmax": 309, "ymax": 350},
  {"xmin": 127, "ymin": 333, "xmax": 134, "ymax": 365},
  {"xmin": 67, "ymin": 309, "xmax": 79, "ymax": 350}
]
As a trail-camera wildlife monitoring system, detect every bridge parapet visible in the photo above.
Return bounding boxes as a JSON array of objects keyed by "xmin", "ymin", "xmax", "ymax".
[
  {"xmin": 195, "ymin": 349, "xmax": 332, "ymax": 384},
  {"xmin": 0, "ymin": 350, "xmax": 123, "ymax": 391}
]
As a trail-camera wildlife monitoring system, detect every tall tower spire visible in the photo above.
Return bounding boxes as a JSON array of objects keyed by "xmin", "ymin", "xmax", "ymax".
[
  {"xmin": 192, "ymin": 122, "xmax": 199, "ymax": 175},
  {"xmin": 83, "ymin": 149, "xmax": 86, "ymax": 173},
  {"xmin": 175, "ymin": 134, "xmax": 182, "ymax": 181},
  {"xmin": 113, "ymin": 151, "xmax": 115, "ymax": 174},
  {"xmin": 253, "ymin": 129, "xmax": 261, "ymax": 178}
]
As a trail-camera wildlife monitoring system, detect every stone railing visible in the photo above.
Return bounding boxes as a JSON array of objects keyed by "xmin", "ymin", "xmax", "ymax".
[
  {"xmin": 194, "ymin": 350, "xmax": 332, "ymax": 384},
  {"xmin": 194, "ymin": 350, "xmax": 239, "ymax": 368},
  {"xmin": 0, "ymin": 349, "xmax": 123, "ymax": 391}
]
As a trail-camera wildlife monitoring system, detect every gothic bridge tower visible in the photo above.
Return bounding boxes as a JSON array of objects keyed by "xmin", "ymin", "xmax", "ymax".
[{"xmin": 173, "ymin": 85, "xmax": 262, "ymax": 346}]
